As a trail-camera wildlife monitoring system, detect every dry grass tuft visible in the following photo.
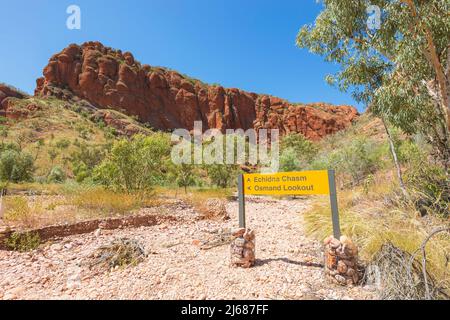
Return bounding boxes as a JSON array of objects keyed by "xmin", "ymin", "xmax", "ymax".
[
  {"xmin": 87, "ymin": 238, "xmax": 146, "ymax": 272},
  {"xmin": 365, "ymin": 242, "xmax": 446, "ymax": 300},
  {"xmin": 2, "ymin": 196, "xmax": 43, "ymax": 227},
  {"xmin": 180, "ymin": 188, "xmax": 232, "ymax": 219},
  {"xmin": 70, "ymin": 186, "xmax": 162, "ymax": 216},
  {"xmin": 1, "ymin": 186, "xmax": 163, "ymax": 228}
]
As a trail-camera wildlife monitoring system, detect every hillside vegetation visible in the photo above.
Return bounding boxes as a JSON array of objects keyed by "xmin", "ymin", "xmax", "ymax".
[{"xmin": 0, "ymin": 93, "xmax": 235, "ymax": 227}]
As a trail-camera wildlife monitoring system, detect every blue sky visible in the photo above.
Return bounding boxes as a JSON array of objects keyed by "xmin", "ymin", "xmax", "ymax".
[{"xmin": 0, "ymin": 0, "xmax": 364, "ymax": 111}]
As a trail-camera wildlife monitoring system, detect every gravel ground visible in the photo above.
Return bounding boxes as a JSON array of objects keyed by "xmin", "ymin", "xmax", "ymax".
[{"xmin": 0, "ymin": 197, "xmax": 377, "ymax": 300}]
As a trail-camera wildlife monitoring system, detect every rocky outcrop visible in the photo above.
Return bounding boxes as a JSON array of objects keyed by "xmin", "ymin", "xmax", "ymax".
[
  {"xmin": 35, "ymin": 41, "xmax": 358, "ymax": 140},
  {"xmin": 0, "ymin": 84, "xmax": 27, "ymax": 116},
  {"xmin": 0, "ymin": 84, "xmax": 26, "ymax": 104},
  {"xmin": 90, "ymin": 109, "xmax": 151, "ymax": 137}
]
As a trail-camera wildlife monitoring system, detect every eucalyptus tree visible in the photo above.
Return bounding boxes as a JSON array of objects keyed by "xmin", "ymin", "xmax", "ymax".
[{"xmin": 297, "ymin": 0, "xmax": 450, "ymax": 172}]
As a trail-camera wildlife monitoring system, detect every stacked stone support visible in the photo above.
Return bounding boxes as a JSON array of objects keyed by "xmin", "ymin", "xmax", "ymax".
[
  {"xmin": 324, "ymin": 235, "xmax": 361, "ymax": 286},
  {"xmin": 230, "ymin": 228, "xmax": 255, "ymax": 268}
]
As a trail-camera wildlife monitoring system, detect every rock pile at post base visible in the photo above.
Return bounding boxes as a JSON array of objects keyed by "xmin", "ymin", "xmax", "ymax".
[
  {"xmin": 230, "ymin": 228, "xmax": 255, "ymax": 268},
  {"xmin": 324, "ymin": 235, "xmax": 361, "ymax": 286}
]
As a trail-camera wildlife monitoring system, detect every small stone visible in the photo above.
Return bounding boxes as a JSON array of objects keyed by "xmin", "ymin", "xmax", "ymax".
[
  {"xmin": 337, "ymin": 261, "xmax": 348, "ymax": 274},
  {"xmin": 323, "ymin": 235, "xmax": 334, "ymax": 245},
  {"xmin": 243, "ymin": 248, "xmax": 255, "ymax": 260},
  {"xmin": 328, "ymin": 269, "xmax": 338, "ymax": 276},
  {"xmin": 9, "ymin": 286, "xmax": 26, "ymax": 296},
  {"xmin": 232, "ymin": 228, "xmax": 246, "ymax": 238},
  {"xmin": 341, "ymin": 259, "xmax": 356, "ymax": 268},
  {"xmin": 243, "ymin": 229, "xmax": 255, "ymax": 241},
  {"xmin": 3, "ymin": 293, "xmax": 17, "ymax": 300},
  {"xmin": 334, "ymin": 275, "xmax": 347, "ymax": 285},
  {"xmin": 330, "ymin": 238, "xmax": 341, "ymax": 249},
  {"xmin": 325, "ymin": 252, "xmax": 337, "ymax": 269},
  {"xmin": 50, "ymin": 244, "xmax": 63, "ymax": 251},
  {"xmin": 340, "ymin": 235, "xmax": 358, "ymax": 256},
  {"xmin": 244, "ymin": 241, "xmax": 255, "ymax": 250},
  {"xmin": 352, "ymin": 272, "xmax": 359, "ymax": 284},
  {"xmin": 346, "ymin": 268, "xmax": 356, "ymax": 277},
  {"xmin": 94, "ymin": 229, "xmax": 101, "ymax": 237}
]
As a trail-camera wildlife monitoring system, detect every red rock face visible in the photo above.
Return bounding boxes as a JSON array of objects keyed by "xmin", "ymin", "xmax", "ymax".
[
  {"xmin": 0, "ymin": 84, "xmax": 26, "ymax": 114},
  {"xmin": 35, "ymin": 41, "xmax": 358, "ymax": 140}
]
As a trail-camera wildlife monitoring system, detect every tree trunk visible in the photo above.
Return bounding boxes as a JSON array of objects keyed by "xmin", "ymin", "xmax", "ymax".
[
  {"xmin": 404, "ymin": 0, "xmax": 450, "ymax": 128},
  {"xmin": 381, "ymin": 117, "xmax": 409, "ymax": 198}
]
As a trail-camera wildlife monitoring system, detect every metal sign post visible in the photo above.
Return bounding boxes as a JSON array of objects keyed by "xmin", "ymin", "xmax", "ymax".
[
  {"xmin": 327, "ymin": 169, "xmax": 341, "ymax": 239},
  {"xmin": 238, "ymin": 174, "xmax": 246, "ymax": 228}
]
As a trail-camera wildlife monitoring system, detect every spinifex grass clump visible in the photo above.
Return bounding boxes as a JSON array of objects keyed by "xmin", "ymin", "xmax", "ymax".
[
  {"xmin": 71, "ymin": 186, "xmax": 161, "ymax": 217},
  {"xmin": 2, "ymin": 196, "xmax": 42, "ymax": 227},
  {"xmin": 88, "ymin": 238, "xmax": 146, "ymax": 271}
]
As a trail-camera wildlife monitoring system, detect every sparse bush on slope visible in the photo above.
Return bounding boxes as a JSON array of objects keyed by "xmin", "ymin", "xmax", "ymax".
[
  {"xmin": 0, "ymin": 145, "xmax": 35, "ymax": 183},
  {"xmin": 70, "ymin": 142, "xmax": 108, "ymax": 183},
  {"xmin": 47, "ymin": 166, "xmax": 67, "ymax": 183},
  {"xmin": 279, "ymin": 133, "xmax": 318, "ymax": 172},
  {"xmin": 204, "ymin": 164, "xmax": 239, "ymax": 188},
  {"xmin": 310, "ymin": 136, "xmax": 387, "ymax": 186},
  {"xmin": 93, "ymin": 133, "xmax": 171, "ymax": 193}
]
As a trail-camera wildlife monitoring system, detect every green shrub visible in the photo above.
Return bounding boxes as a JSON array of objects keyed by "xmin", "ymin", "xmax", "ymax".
[
  {"xmin": 55, "ymin": 138, "xmax": 71, "ymax": 150},
  {"xmin": 281, "ymin": 133, "xmax": 318, "ymax": 161},
  {"xmin": 5, "ymin": 231, "xmax": 40, "ymax": 252},
  {"xmin": 73, "ymin": 162, "xmax": 89, "ymax": 183},
  {"xmin": 397, "ymin": 140, "xmax": 425, "ymax": 165},
  {"xmin": 47, "ymin": 166, "xmax": 67, "ymax": 183},
  {"xmin": 405, "ymin": 162, "xmax": 449, "ymax": 217},
  {"xmin": 93, "ymin": 133, "xmax": 171, "ymax": 193},
  {"xmin": 278, "ymin": 133, "xmax": 319, "ymax": 172},
  {"xmin": 312, "ymin": 137, "xmax": 386, "ymax": 185},
  {"xmin": 0, "ymin": 149, "xmax": 35, "ymax": 182},
  {"xmin": 280, "ymin": 147, "xmax": 303, "ymax": 172},
  {"xmin": 0, "ymin": 142, "xmax": 20, "ymax": 153},
  {"xmin": 204, "ymin": 164, "xmax": 239, "ymax": 188},
  {"xmin": 172, "ymin": 163, "xmax": 197, "ymax": 193},
  {"xmin": 70, "ymin": 143, "xmax": 107, "ymax": 183}
]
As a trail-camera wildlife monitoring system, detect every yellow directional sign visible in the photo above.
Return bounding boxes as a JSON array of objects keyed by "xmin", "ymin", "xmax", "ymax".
[{"xmin": 243, "ymin": 170, "xmax": 330, "ymax": 196}]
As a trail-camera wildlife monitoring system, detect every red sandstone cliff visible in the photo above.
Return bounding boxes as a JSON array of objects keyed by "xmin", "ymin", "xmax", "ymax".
[
  {"xmin": 0, "ymin": 84, "xmax": 26, "ymax": 108},
  {"xmin": 35, "ymin": 41, "xmax": 358, "ymax": 140}
]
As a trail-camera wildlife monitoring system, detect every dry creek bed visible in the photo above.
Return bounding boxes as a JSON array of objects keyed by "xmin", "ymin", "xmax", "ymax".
[{"xmin": 0, "ymin": 197, "xmax": 378, "ymax": 300}]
